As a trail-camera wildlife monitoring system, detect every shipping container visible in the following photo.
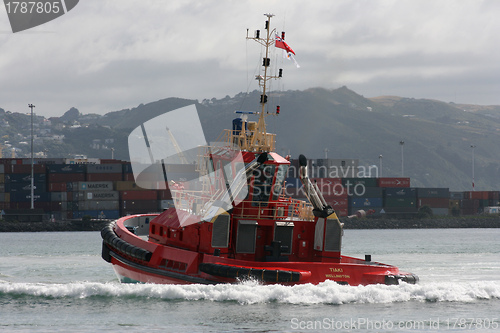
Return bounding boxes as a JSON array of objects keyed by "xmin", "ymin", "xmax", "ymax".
[
  {"xmin": 311, "ymin": 178, "xmax": 342, "ymax": 196},
  {"xmin": 335, "ymin": 208, "xmax": 348, "ymax": 217},
  {"xmin": 376, "ymin": 177, "xmax": 410, "ymax": 188},
  {"xmin": 484, "ymin": 207, "xmax": 500, "ymax": 214},
  {"xmin": 11, "ymin": 164, "xmax": 46, "ymax": 174},
  {"xmin": 417, "ymin": 188, "xmax": 450, "ymax": 198},
  {"xmin": 449, "ymin": 191, "xmax": 464, "ymax": 200},
  {"xmin": 0, "ymin": 183, "xmax": 4, "ymax": 192},
  {"xmin": 75, "ymin": 191, "xmax": 119, "ymax": 201},
  {"xmin": 488, "ymin": 191, "xmax": 500, "ymax": 200},
  {"xmin": 120, "ymin": 190, "xmax": 158, "ymax": 201},
  {"xmin": 0, "ymin": 164, "xmax": 4, "ymax": 174},
  {"xmin": 78, "ymin": 200, "xmax": 120, "ymax": 211},
  {"xmin": 5, "ymin": 173, "xmax": 46, "ymax": 183},
  {"xmin": 76, "ymin": 181, "xmax": 114, "ymax": 191},
  {"xmin": 122, "ymin": 164, "xmax": 133, "ymax": 174},
  {"xmin": 326, "ymin": 198, "xmax": 348, "ymax": 209},
  {"xmin": 349, "ymin": 197, "xmax": 384, "ymax": 208},
  {"xmin": 384, "ymin": 187, "xmax": 417, "ymax": 198},
  {"xmin": 460, "ymin": 199, "xmax": 480, "ymax": 209},
  {"xmin": 47, "ymin": 164, "xmax": 86, "ymax": 173},
  {"xmin": 120, "ymin": 199, "xmax": 159, "ymax": 211},
  {"xmin": 10, "ymin": 192, "xmax": 51, "ymax": 203},
  {"xmin": 0, "ymin": 174, "xmax": 4, "ymax": 183},
  {"xmin": 0, "ymin": 202, "xmax": 10, "ymax": 209},
  {"xmin": 48, "ymin": 173, "xmax": 85, "ymax": 183},
  {"xmin": 85, "ymin": 173, "xmax": 122, "ymax": 182},
  {"xmin": 28, "ymin": 158, "xmax": 65, "ymax": 165},
  {"xmin": 463, "ymin": 191, "xmax": 489, "ymax": 200},
  {"xmin": 123, "ymin": 173, "xmax": 135, "ymax": 181},
  {"xmin": 0, "ymin": 193, "xmax": 7, "ymax": 202},
  {"xmin": 341, "ymin": 178, "xmax": 378, "ymax": 188},
  {"xmin": 418, "ymin": 197, "xmax": 450, "ymax": 208},
  {"xmin": 48, "ymin": 182, "xmax": 67, "ymax": 192},
  {"xmin": 86, "ymin": 164, "xmax": 123, "ymax": 174},
  {"xmin": 73, "ymin": 210, "xmax": 120, "ymax": 219},
  {"xmin": 6, "ymin": 182, "xmax": 47, "ymax": 193},
  {"xmin": 384, "ymin": 197, "xmax": 416, "ymax": 207},
  {"xmin": 115, "ymin": 181, "xmax": 147, "ymax": 191},
  {"xmin": 50, "ymin": 192, "xmax": 68, "ymax": 202},
  {"xmin": 351, "ymin": 186, "xmax": 383, "ymax": 198}
]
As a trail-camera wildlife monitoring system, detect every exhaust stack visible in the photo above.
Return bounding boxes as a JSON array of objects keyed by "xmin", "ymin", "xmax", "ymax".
[{"xmin": 298, "ymin": 154, "xmax": 334, "ymax": 218}]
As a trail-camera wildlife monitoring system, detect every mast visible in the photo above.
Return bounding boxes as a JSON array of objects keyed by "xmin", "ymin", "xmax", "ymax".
[{"xmin": 246, "ymin": 13, "xmax": 282, "ymax": 153}]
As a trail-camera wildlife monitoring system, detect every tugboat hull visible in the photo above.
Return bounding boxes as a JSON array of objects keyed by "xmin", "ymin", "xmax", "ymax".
[{"xmin": 102, "ymin": 215, "xmax": 418, "ymax": 286}]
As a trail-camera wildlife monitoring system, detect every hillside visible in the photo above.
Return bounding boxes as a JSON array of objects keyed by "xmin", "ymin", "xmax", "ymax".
[{"xmin": 1, "ymin": 87, "xmax": 500, "ymax": 191}]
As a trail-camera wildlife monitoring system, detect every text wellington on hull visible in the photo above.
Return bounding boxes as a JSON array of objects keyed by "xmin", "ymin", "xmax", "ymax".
[{"xmin": 101, "ymin": 14, "xmax": 418, "ymax": 286}]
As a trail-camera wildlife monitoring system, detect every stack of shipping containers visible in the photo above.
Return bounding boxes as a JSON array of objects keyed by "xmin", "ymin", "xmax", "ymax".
[
  {"xmin": 417, "ymin": 188, "xmax": 450, "ymax": 215},
  {"xmin": 1, "ymin": 156, "xmax": 500, "ymax": 221}
]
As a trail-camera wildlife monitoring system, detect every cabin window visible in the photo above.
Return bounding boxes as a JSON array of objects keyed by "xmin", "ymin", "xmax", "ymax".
[
  {"xmin": 314, "ymin": 218, "xmax": 325, "ymax": 251},
  {"xmin": 236, "ymin": 220, "xmax": 258, "ymax": 253},
  {"xmin": 271, "ymin": 164, "xmax": 289, "ymax": 200},
  {"xmin": 252, "ymin": 164, "xmax": 275, "ymax": 206},
  {"xmin": 324, "ymin": 218, "xmax": 342, "ymax": 252},
  {"xmin": 211, "ymin": 214, "xmax": 230, "ymax": 248},
  {"xmin": 274, "ymin": 221, "xmax": 294, "ymax": 255}
]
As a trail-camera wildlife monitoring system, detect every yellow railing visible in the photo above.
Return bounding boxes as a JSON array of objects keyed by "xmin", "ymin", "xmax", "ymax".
[{"xmin": 217, "ymin": 129, "xmax": 276, "ymax": 152}]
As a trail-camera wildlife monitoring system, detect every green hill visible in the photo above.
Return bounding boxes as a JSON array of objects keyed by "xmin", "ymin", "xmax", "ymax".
[{"xmin": 2, "ymin": 87, "xmax": 499, "ymax": 191}]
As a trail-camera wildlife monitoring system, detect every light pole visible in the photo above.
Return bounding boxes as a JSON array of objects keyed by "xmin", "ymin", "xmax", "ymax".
[
  {"xmin": 28, "ymin": 103, "xmax": 35, "ymax": 210},
  {"xmin": 379, "ymin": 154, "xmax": 383, "ymax": 178},
  {"xmin": 471, "ymin": 144, "xmax": 476, "ymax": 191},
  {"xmin": 400, "ymin": 140, "xmax": 405, "ymax": 177}
]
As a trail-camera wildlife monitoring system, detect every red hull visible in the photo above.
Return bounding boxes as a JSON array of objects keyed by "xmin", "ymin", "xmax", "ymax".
[{"xmin": 102, "ymin": 214, "xmax": 418, "ymax": 286}]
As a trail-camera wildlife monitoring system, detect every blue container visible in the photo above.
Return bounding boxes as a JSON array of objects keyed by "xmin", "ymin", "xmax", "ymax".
[
  {"xmin": 349, "ymin": 197, "xmax": 383, "ymax": 208},
  {"xmin": 47, "ymin": 164, "xmax": 86, "ymax": 174},
  {"xmin": 5, "ymin": 173, "xmax": 47, "ymax": 183},
  {"xmin": 10, "ymin": 192, "xmax": 51, "ymax": 202}
]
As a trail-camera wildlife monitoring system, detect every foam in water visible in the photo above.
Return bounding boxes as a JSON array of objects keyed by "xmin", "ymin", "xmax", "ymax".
[{"xmin": 1, "ymin": 280, "xmax": 499, "ymax": 305}]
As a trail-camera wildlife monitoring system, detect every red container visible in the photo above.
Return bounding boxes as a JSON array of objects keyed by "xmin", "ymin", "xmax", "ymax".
[
  {"xmin": 463, "ymin": 191, "xmax": 489, "ymax": 200},
  {"xmin": 335, "ymin": 208, "xmax": 348, "ymax": 217},
  {"xmin": 326, "ymin": 198, "xmax": 348, "ymax": 208},
  {"xmin": 48, "ymin": 182, "xmax": 67, "ymax": 192},
  {"xmin": 123, "ymin": 173, "xmax": 135, "ymax": 181},
  {"xmin": 11, "ymin": 164, "xmax": 46, "ymax": 174},
  {"xmin": 418, "ymin": 197, "xmax": 450, "ymax": 208},
  {"xmin": 311, "ymin": 178, "xmax": 343, "ymax": 197},
  {"xmin": 377, "ymin": 178, "xmax": 410, "ymax": 188},
  {"xmin": 488, "ymin": 191, "xmax": 499, "ymax": 200},
  {"xmin": 48, "ymin": 173, "xmax": 85, "ymax": 183},
  {"xmin": 86, "ymin": 173, "xmax": 122, "ymax": 181},
  {"xmin": 0, "ymin": 202, "xmax": 10, "ymax": 209},
  {"xmin": 120, "ymin": 190, "xmax": 158, "ymax": 201}
]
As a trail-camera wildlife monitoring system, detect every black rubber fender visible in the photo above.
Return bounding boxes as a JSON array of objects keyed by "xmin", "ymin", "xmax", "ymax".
[
  {"xmin": 101, "ymin": 241, "xmax": 112, "ymax": 263},
  {"xmin": 100, "ymin": 222, "xmax": 153, "ymax": 262},
  {"xmin": 199, "ymin": 263, "xmax": 302, "ymax": 283}
]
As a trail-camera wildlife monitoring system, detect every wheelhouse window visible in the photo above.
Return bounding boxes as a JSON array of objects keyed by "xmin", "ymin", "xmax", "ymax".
[{"xmin": 252, "ymin": 164, "xmax": 275, "ymax": 206}]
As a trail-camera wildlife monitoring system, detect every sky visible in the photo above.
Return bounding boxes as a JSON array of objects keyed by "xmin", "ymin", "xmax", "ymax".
[{"xmin": 1, "ymin": 0, "xmax": 499, "ymax": 118}]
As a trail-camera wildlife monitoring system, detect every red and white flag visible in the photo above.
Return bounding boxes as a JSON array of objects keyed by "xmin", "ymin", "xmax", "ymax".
[{"xmin": 275, "ymin": 34, "xmax": 300, "ymax": 68}]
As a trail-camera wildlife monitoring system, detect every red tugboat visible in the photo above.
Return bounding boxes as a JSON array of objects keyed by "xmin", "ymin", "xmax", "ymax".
[{"xmin": 101, "ymin": 14, "xmax": 418, "ymax": 286}]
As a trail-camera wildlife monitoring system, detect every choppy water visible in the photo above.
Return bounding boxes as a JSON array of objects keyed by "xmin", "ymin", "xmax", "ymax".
[{"xmin": 1, "ymin": 228, "xmax": 499, "ymax": 332}]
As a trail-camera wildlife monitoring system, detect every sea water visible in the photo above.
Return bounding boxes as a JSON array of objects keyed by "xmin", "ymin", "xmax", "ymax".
[{"xmin": 0, "ymin": 228, "xmax": 499, "ymax": 332}]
